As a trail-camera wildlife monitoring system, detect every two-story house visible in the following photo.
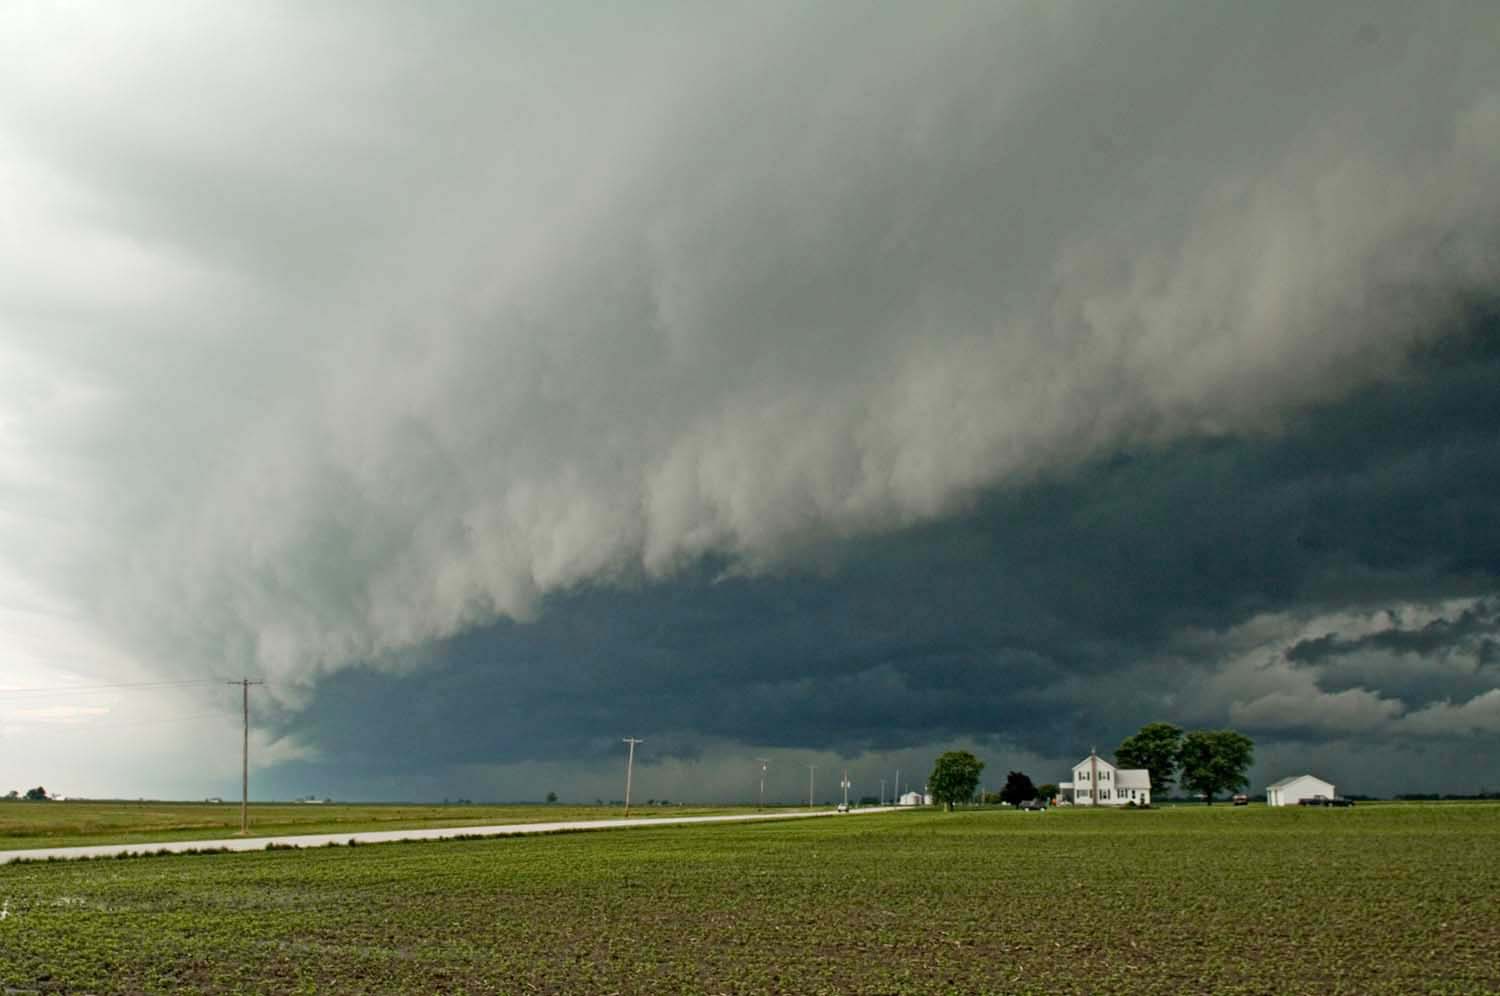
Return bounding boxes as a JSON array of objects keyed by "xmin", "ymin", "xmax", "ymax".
[{"xmin": 1058, "ymin": 749, "xmax": 1151, "ymax": 806}]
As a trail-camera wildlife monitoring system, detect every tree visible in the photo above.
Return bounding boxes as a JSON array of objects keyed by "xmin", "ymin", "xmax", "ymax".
[
  {"xmin": 545, "ymin": 791, "xmax": 558, "ymax": 804},
  {"xmin": 999, "ymin": 770, "xmax": 1038, "ymax": 806},
  {"xmin": 1115, "ymin": 722, "xmax": 1183, "ymax": 797},
  {"xmin": 1177, "ymin": 730, "xmax": 1254, "ymax": 805},
  {"xmin": 1036, "ymin": 783, "xmax": 1058, "ymax": 803},
  {"xmin": 3, "ymin": 790, "xmax": 16, "ymax": 799},
  {"xmin": 24, "ymin": 786, "xmax": 48, "ymax": 801},
  {"xmin": 928, "ymin": 751, "xmax": 984, "ymax": 812}
]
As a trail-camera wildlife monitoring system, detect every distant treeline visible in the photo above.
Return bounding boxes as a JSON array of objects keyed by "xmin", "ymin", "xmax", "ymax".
[{"xmin": 1391, "ymin": 792, "xmax": 1500, "ymax": 801}]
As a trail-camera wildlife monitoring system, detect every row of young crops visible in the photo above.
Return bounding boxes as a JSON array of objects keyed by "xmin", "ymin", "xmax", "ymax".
[{"xmin": 1, "ymin": 805, "xmax": 1496, "ymax": 994}]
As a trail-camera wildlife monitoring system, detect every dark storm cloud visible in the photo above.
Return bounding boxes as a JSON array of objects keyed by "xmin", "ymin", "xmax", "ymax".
[
  {"xmin": 277, "ymin": 325, "xmax": 1500, "ymax": 795},
  {"xmin": 1, "ymin": 2, "xmax": 1498, "ymax": 797}
]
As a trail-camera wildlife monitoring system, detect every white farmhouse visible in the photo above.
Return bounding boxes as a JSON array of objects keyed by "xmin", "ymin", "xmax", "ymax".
[
  {"xmin": 1059, "ymin": 749, "xmax": 1151, "ymax": 806},
  {"xmin": 1265, "ymin": 774, "xmax": 1335, "ymax": 806},
  {"xmin": 898, "ymin": 790, "xmax": 933, "ymax": 806}
]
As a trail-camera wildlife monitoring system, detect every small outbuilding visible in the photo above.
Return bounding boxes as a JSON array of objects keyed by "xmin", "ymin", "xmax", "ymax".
[{"xmin": 1266, "ymin": 774, "xmax": 1335, "ymax": 807}]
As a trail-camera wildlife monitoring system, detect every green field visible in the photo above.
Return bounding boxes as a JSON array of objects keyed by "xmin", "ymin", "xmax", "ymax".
[
  {"xmin": 0, "ymin": 800, "xmax": 744, "ymax": 851},
  {"xmin": 2, "ymin": 804, "xmax": 1496, "ymax": 994}
]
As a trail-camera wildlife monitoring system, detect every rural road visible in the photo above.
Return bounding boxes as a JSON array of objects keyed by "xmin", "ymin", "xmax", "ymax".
[{"xmin": 0, "ymin": 806, "xmax": 902, "ymax": 863}]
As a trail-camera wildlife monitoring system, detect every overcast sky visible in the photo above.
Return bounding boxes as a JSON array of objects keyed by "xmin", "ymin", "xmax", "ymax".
[{"xmin": 2, "ymin": 1, "xmax": 1498, "ymax": 803}]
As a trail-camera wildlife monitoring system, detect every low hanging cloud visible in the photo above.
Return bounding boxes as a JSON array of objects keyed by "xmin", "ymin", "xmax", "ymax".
[
  {"xmin": 1188, "ymin": 598, "xmax": 1500, "ymax": 741},
  {"xmin": 1, "ymin": 0, "xmax": 1498, "ymax": 704},
  {"xmin": 1398, "ymin": 690, "xmax": 1500, "ymax": 737}
]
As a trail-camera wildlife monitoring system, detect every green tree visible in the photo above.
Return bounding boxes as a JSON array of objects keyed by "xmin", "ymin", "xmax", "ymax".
[
  {"xmin": 1177, "ymin": 730, "xmax": 1254, "ymax": 805},
  {"xmin": 999, "ymin": 770, "xmax": 1038, "ymax": 806},
  {"xmin": 928, "ymin": 751, "xmax": 984, "ymax": 812},
  {"xmin": 545, "ymin": 791, "xmax": 558, "ymax": 803},
  {"xmin": 1115, "ymin": 722, "xmax": 1184, "ymax": 796},
  {"xmin": 24, "ymin": 786, "xmax": 48, "ymax": 801},
  {"xmin": 1036, "ymin": 783, "xmax": 1058, "ymax": 802}
]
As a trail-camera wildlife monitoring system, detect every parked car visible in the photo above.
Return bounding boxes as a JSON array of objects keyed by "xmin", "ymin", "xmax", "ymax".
[
  {"xmin": 1019, "ymin": 799, "xmax": 1046, "ymax": 812},
  {"xmin": 1232, "ymin": 794, "xmax": 1249, "ymax": 806}
]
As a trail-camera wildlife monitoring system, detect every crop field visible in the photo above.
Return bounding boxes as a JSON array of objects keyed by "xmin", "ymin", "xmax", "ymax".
[
  {"xmin": 2, "ymin": 804, "xmax": 1496, "ymax": 995},
  {"xmin": 0, "ymin": 800, "xmax": 744, "ymax": 851}
]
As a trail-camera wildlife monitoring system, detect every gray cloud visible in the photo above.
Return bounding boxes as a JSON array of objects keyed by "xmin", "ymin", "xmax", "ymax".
[{"xmin": 1, "ymin": 2, "xmax": 1499, "ymax": 798}]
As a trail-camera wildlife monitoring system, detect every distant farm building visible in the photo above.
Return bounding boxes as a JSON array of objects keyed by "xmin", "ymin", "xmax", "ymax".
[
  {"xmin": 1266, "ymin": 774, "xmax": 1335, "ymax": 807},
  {"xmin": 1059, "ymin": 749, "xmax": 1151, "ymax": 806},
  {"xmin": 898, "ymin": 791, "xmax": 932, "ymax": 806}
]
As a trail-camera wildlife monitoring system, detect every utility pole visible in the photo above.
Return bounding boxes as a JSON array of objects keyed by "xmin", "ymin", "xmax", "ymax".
[
  {"xmin": 622, "ymin": 738, "xmax": 644, "ymax": 817},
  {"xmin": 226, "ymin": 678, "xmax": 264, "ymax": 835},
  {"xmin": 841, "ymin": 769, "xmax": 851, "ymax": 809},
  {"xmin": 895, "ymin": 768, "xmax": 901, "ymax": 804},
  {"xmin": 756, "ymin": 758, "xmax": 770, "ymax": 810},
  {"xmin": 880, "ymin": 778, "xmax": 886, "ymax": 806},
  {"xmin": 807, "ymin": 765, "xmax": 816, "ymax": 808}
]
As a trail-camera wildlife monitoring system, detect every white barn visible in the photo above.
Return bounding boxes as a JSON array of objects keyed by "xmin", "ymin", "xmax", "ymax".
[
  {"xmin": 1266, "ymin": 774, "xmax": 1335, "ymax": 806},
  {"xmin": 1059, "ymin": 750, "xmax": 1151, "ymax": 806}
]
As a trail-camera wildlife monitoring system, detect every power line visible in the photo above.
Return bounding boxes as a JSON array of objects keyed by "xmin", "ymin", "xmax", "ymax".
[
  {"xmin": 0, "ymin": 678, "xmax": 224, "ymax": 698},
  {"xmin": 0, "ymin": 711, "xmax": 224, "ymax": 733}
]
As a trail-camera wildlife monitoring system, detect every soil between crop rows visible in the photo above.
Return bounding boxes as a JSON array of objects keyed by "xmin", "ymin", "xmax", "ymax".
[{"xmin": 1, "ymin": 805, "xmax": 1496, "ymax": 994}]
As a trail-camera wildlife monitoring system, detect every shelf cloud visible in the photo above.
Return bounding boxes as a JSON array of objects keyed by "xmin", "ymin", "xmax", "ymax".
[{"xmin": 1, "ymin": 1, "xmax": 1497, "ymax": 798}]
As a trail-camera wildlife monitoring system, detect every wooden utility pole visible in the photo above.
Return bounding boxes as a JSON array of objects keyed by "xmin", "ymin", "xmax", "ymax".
[
  {"xmin": 227, "ymin": 678, "xmax": 264, "ymax": 834},
  {"xmin": 622, "ymin": 738, "xmax": 644, "ymax": 816}
]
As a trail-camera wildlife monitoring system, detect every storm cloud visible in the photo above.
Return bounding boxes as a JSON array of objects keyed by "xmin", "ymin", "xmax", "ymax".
[{"xmin": 2, "ymin": 1, "xmax": 1498, "ymax": 799}]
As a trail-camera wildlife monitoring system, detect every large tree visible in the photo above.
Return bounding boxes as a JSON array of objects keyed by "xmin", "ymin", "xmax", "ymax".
[
  {"xmin": 999, "ymin": 770, "xmax": 1038, "ymax": 806},
  {"xmin": 928, "ymin": 751, "xmax": 985, "ymax": 812},
  {"xmin": 1177, "ymin": 730, "xmax": 1254, "ymax": 805},
  {"xmin": 1115, "ymin": 722, "xmax": 1184, "ymax": 796}
]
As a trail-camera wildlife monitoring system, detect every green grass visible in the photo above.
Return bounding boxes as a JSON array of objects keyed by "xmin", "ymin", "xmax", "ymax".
[
  {"xmin": 2, "ymin": 804, "xmax": 1497, "ymax": 994},
  {"xmin": 0, "ymin": 800, "xmax": 748, "ymax": 850}
]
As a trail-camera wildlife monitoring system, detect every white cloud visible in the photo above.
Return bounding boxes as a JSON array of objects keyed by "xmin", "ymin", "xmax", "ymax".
[
  {"xmin": 1229, "ymin": 688, "xmax": 1403, "ymax": 735},
  {"xmin": 1397, "ymin": 690, "xmax": 1500, "ymax": 737},
  {"xmin": 0, "ymin": 1, "xmax": 1496, "ymax": 710}
]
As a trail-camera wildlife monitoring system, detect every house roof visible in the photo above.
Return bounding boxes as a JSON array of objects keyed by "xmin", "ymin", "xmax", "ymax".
[
  {"xmin": 1115, "ymin": 769, "xmax": 1151, "ymax": 790},
  {"xmin": 1266, "ymin": 774, "xmax": 1330, "ymax": 790}
]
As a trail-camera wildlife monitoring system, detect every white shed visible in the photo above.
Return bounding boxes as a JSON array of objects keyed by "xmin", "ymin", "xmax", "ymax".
[
  {"xmin": 898, "ymin": 791, "xmax": 926, "ymax": 806},
  {"xmin": 1266, "ymin": 774, "xmax": 1335, "ymax": 806}
]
